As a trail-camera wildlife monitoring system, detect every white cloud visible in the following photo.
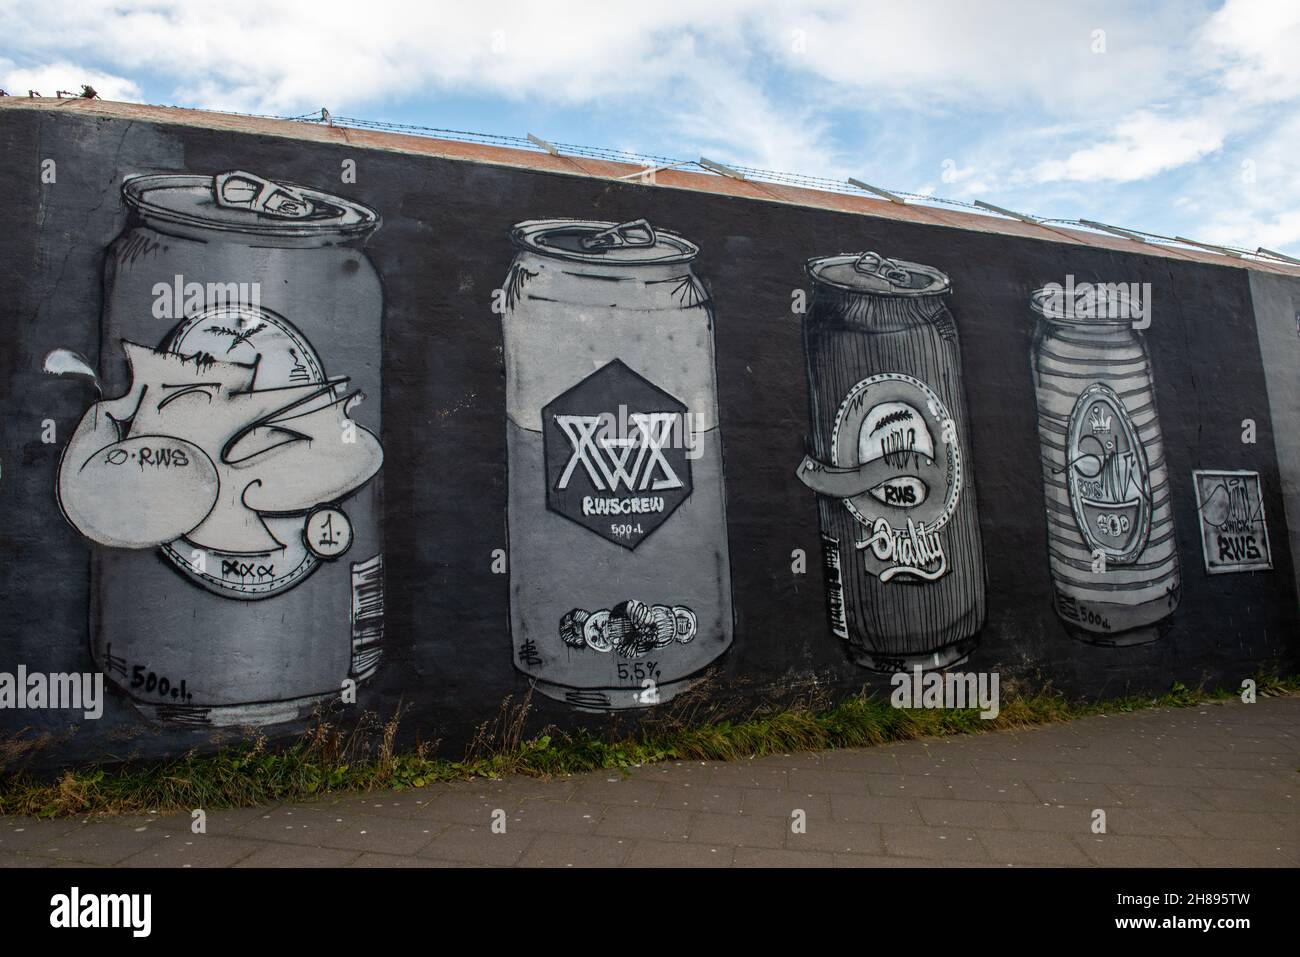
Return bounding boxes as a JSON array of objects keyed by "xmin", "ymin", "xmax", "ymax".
[
  {"xmin": 753, "ymin": 1, "xmax": 1194, "ymax": 115},
  {"xmin": 1200, "ymin": 0, "xmax": 1300, "ymax": 105},
  {"xmin": 1, "ymin": 0, "xmax": 1298, "ymax": 251},
  {"xmin": 1033, "ymin": 110, "xmax": 1227, "ymax": 184}
]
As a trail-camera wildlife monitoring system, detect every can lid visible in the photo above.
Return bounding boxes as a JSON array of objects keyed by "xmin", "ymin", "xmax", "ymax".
[
  {"xmin": 807, "ymin": 251, "xmax": 950, "ymax": 297},
  {"xmin": 1030, "ymin": 283, "xmax": 1137, "ymax": 323},
  {"xmin": 122, "ymin": 171, "xmax": 380, "ymax": 242},
  {"xmin": 510, "ymin": 219, "xmax": 699, "ymax": 265}
]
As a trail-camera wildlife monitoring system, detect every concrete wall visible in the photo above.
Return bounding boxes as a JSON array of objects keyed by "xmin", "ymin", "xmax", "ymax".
[{"xmin": 1, "ymin": 104, "xmax": 1296, "ymax": 768}]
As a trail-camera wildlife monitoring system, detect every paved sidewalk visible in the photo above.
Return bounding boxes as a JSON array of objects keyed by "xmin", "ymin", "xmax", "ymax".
[{"xmin": 2, "ymin": 696, "xmax": 1296, "ymax": 868}]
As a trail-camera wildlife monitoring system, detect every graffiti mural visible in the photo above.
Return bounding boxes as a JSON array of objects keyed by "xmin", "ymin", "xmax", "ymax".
[
  {"xmin": 3, "ymin": 101, "xmax": 1298, "ymax": 767},
  {"xmin": 49, "ymin": 169, "xmax": 386, "ymax": 726},
  {"xmin": 57, "ymin": 330, "xmax": 381, "ymax": 592},
  {"xmin": 501, "ymin": 218, "xmax": 733, "ymax": 711},
  {"xmin": 797, "ymin": 252, "xmax": 986, "ymax": 673},
  {"xmin": 1194, "ymin": 470, "xmax": 1273, "ymax": 574},
  {"xmin": 1030, "ymin": 283, "xmax": 1180, "ymax": 646}
]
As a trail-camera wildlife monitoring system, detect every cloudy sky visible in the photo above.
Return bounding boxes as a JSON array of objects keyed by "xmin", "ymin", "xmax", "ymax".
[{"xmin": 3, "ymin": 0, "xmax": 1297, "ymax": 254}]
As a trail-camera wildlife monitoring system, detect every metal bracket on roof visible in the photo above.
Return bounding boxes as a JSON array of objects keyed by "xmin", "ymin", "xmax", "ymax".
[
  {"xmin": 698, "ymin": 157, "xmax": 746, "ymax": 181},
  {"xmin": 1173, "ymin": 236, "xmax": 1243, "ymax": 258},
  {"xmin": 615, "ymin": 162, "xmax": 689, "ymax": 182},
  {"xmin": 974, "ymin": 200, "xmax": 1039, "ymax": 224},
  {"xmin": 1079, "ymin": 219, "xmax": 1148, "ymax": 243},
  {"xmin": 527, "ymin": 133, "xmax": 560, "ymax": 156},
  {"xmin": 846, "ymin": 178, "xmax": 905, "ymax": 204},
  {"xmin": 1257, "ymin": 247, "xmax": 1300, "ymax": 266}
]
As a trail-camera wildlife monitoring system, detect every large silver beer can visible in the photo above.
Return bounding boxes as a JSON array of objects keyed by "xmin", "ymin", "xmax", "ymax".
[
  {"xmin": 1030, "ymin": 284, "xmax": 1180, "ymax": 644},
  {"xmin": 57, "ymin": 170, "xmax": 386, "ymax": 725},
  {"xmin": 501, "ymin": 218, "xmax": 733, "ymax": 710}
]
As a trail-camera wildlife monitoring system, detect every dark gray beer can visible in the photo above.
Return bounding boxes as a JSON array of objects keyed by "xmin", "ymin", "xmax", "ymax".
[{"xmin": 797, "ymin": 252, "xmax": 986, "ymax": 672}]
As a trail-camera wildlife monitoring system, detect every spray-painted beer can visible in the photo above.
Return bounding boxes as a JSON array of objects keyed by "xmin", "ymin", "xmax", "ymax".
[
  {"xmin": 501, "ymin": 218, "xmax": 733, "ymax": 711},
  {"xmin": 57, "ymin": 170, "xmax": 386, "ymax": 725},
  {"xmin": 797, "ymin": 252, "xmax": 986, "ymax": 672},
  {"xmin": 1029, "ymin": 285, "xmax": 1179, "ymax": 645}
]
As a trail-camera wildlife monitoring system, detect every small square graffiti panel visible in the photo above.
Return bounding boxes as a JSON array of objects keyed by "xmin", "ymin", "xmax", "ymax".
[{"xmin": 1192, "ymin": 470, "xmax": 1273, "ymax": 574}]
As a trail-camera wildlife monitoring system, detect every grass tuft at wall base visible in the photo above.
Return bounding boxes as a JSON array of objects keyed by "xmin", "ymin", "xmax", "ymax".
[{"xmin": 1, "ymin": 673, "xmax": 1295, "ymax": 819}]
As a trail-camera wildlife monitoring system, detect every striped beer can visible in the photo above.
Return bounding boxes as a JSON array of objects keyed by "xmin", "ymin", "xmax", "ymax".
[{"xmin": 1030, "ymin": 285, "xmax": 1180, "ymax": 645}]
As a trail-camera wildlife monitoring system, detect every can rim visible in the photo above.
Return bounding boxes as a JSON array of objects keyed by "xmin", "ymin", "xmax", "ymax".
[
  {"xmin": 1030, "ymin": 285, "xmax": 1137, "ymax": 325},
  {"xmin": 510, "ymin": 218, "xmax": 699, "ymax": 265},
  {"xmin": 806, "ymin": 253, "xmax": 951, "ymax": 297},
  {"xmin": 122, "ymin": 174, "xmax": 380, "ymax": 240}
]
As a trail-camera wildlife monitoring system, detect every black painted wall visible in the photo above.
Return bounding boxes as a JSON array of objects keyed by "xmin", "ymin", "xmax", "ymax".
[{"xmin": 1, "ymin": 107, "xmax": 1295, "ymax": 769}]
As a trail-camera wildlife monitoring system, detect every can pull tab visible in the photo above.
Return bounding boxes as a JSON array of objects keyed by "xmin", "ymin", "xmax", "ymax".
[
  {"xmin": 580, "ymin": 218, "xmax": 658, "ymax": 251},
  {"xmin": 853, "ymin": 251, "xmax": 912, "ymax": 287},
  {"xmin": 213, "ymin": 170, "xmax": 315, "ymax": 219}
]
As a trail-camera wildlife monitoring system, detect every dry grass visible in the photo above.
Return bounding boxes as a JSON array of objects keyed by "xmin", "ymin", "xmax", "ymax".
[{"xmin": 1, "ymin": 672, "xmax": 1294, "ymax": 819}]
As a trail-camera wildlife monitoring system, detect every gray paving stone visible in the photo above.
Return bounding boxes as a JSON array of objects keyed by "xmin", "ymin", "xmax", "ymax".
[
  {"xmin": 655, "ymin": 782, "xmax": 746, "ymax": 814},
  {"xmin": 0, "ymin": 851, "xmax": 65, "ymax": 867},
  {"xmin": 418, "ymin": 824, "xmax": 534, "ymax": 865},
  {"xmin": 974, "ymin": 828, "xmax": 1092, "ymax": 866},
  {"xmin": 813, "ymin": 749, "xmax": 903, "ymax": 774},
  {"xmin": 0, "ymin": 817, "xmax": 87, "ymax": 852},
  {"xmin": 998, "ymin": 802, "xmax": 1093, "ymax": 833},
  {"xmin": 1073, "ymin": 834, "xmax": 1197, "ymax": 866},
  {"xmin": 689, "ymin": 811, "xmax": 789, "ymax": 848},
  {"xmin": 880, "ymin": 824, "xmax": 990, "ymax": 861},
  {"xmin": 789, "ymin": 820, "xmax": 882, "ymax": 855},
  {"xmin": 119, "ymin": 835, "xmax": 262, "ymax": 867},
  {"xmin": 1190, "ymin": 786, "xmax": 1297, "ymax": 813},
  {"xmin": 787, "ymin": 767, "xmax": 872, "ymax": 795},
  {"xmin": 418, "ymin": 790, "xmax": 525, "ymax": 825},
  {"xmin": 1027, "ymin": 780, "xmax": 1122, "ymax": 807},
  {"xmin": 571, "ymin": 776, "xmax": 663, "ymax": 807},
  {"xmin": 866, "ymin": 773, "xmax": 966, "ymax": 800},
  {"xmin": 350, "ymin": 852, "xmax": 476, "ymax": 867},
  {"xmin": 831, "ymin": 852, "xmax": 933, "ymax": 867},
  {"xmin": 893, "ymin": 752, "xmax": 980, "ymax": 778},
  {"xmin": 1168, "ymin": 837, "xmax": 1298, "ymax": 867},
  {"xmin": 233, "ymin": 809, "xmax": 440, "ymax": 855},
  {"xmin": 507, "ymin": 800, "xmax": 605, "ymax": 835},
  {"xmin": 318, "ymin": 793, "xmax": 441, "ymax": 820},
  {"xmin": 594, "ymin": 805, "xmax": 693, "ymax": 842},
  {"xmin": 1106, "ymin": 783, "xmax": 1218, "ymax": 811},
  {"xmin": 916, "ymin": 798, "xmax": 1015, "ymax": 829},
  {"xmin": 972, "ymin": 758, "xmax": 1060, "ymax": 782},
  {"xmin": 517, "ymin": 832, "xmax": 631, "ymax": 867},
  {"xmin": 34, "ymin": 823, "xmax": 167, "ymax": 866},
  {"xmin": 828, "ymin": 793, "xmax": 922, "ymax": 825},
  {"xmin": 625, "ymin": 762, "xmax": 715, "ymax": 785},
  {"xmin": 624, "ymin": 839, "xmax": 734, "ymax": 867},
  {"xmin": 1103, "ymin": 808, "xmax": 1206, "ymax": 837},
  {"xmin": 741, "ymin": 787, "xmax": 832, "ymax": 819},
  {"xmin": 234, "ymin": 844, "xmax": 362, "ymax": 867},
  {"xmin": 706, "ymin": 763, "xmax": 790, "ymax": 789},
  {"xmin": 1179, "ymin": 809, "xmax": 1299, "ymax": 842},
  {"xmin": 732, "ymin": 846, "xmax": 835, "ymax": 867}
]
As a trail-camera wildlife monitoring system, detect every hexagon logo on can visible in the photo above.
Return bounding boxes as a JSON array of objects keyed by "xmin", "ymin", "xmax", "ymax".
[{"xmin": 542, "ymin": 359, "xmax": 693, "ymax": 549}]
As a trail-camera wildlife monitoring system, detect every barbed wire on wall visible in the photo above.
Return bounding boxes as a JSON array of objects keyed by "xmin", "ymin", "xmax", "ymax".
[{"xmin": 145, "ymin": 101, "xmax": 1292, "ymax": 267}]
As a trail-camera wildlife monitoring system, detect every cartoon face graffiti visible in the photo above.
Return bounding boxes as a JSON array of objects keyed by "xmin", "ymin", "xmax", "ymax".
[{"xmin": 57, "ymin": 305, "xmax": 383, "ymax": 599}]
